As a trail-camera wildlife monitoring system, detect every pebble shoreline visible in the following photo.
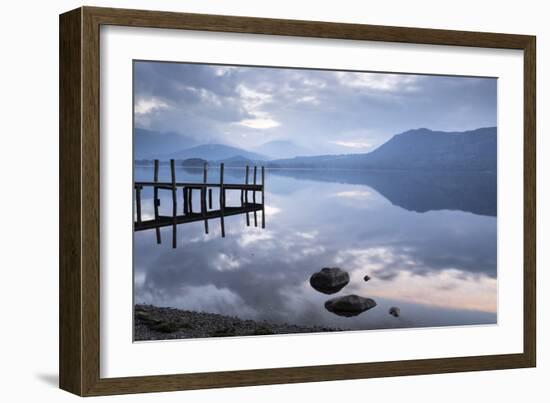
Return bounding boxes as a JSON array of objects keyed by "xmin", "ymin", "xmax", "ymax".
[{"xmin": 135, "ymin": 304, "xmax": 347, "ymax": 341}]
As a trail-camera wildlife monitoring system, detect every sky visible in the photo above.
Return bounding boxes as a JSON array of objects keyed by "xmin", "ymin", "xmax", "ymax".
[{"xmin": 134, "ymin": 61, "xmax": 497, "ymax": 157}]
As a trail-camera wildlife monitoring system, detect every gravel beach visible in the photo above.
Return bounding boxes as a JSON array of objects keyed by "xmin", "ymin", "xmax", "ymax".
[{"xmin": 135, "ymin": 304, "xmax": 347, "ymax": 341}]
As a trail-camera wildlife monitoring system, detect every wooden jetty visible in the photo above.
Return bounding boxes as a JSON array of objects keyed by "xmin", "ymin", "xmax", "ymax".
[{"xmin": 134, "ymin": 159, "xmax": 265, "ymax": 248}]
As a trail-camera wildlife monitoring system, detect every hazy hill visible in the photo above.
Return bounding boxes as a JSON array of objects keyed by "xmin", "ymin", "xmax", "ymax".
[
  {"xmin": 269, "ymin": 127, "xmax": 496, "ymax": 171},
  {"xmin": 161, "ymin": 144, "xmax": 267, "ymax": 162},
  {"xmin": 179, "ymin": 158, "xmax": 208, "ymax": 167},
  {"xmin": 136, "ymin": 127, "xmax": 497, "ymax": 171}
]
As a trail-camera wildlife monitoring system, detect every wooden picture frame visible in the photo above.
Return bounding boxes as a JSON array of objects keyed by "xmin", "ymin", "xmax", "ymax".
[{"xmin": 59, "ymin": 6, "xmax": 536, "ymax": 396}]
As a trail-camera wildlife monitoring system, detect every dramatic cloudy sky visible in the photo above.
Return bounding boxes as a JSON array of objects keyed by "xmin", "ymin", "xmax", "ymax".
[{"xmin": 134, "ymin": 61, "xmax": 497, "ymax": 156}]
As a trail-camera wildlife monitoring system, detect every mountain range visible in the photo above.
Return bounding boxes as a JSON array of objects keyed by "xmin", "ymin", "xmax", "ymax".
[
  {"xmin": 135, "ymin": 127, "xmax": 497, "ymax": 171},
  {"xmin": 268, "ymin": 127, "xmax": 496, "ymax": 171}
]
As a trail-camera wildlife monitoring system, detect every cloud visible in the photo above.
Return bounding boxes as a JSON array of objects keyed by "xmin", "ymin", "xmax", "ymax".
[
  {"xmin": 264, "ymin": 205, "xmax": 281, "ymax": 217},
  {"xmin": 302, "ymin": 78, "xmax": 327, "ymax": 88},
  {"xmin": 334, "ymin": 72, "xmax": 421, "ymax": 92},
  {"xmin": 295, "ymin": 95, "xmax": 319, "ymax": 104},
  {"xmin": 134, "ymin": 181, "xmax": 497, "ymax": 328},
  {"xmin": 133, "ymin": 61, "xmax": 497, "ymax": 155},
  {"xmin": 346, "ymin": 265, "xmax": 497, "ymax": 313},
  {"xmin": 212, "ymin": 253, "xmax": 246, "ymax": 272},
  {"xmin": 234, "ymin": 84, "xmax": 280, "ymax": 130},
  {"xmin": 214, "ymin": 66, "xmax": 237, "ymax": 76},
  {"xmin": 237, "ymin": 84, "xmax": 273, "ymax": 106},
  {"xmin": 134, "ymin": 96, "xmax": 170, "ymax": 115},
  {"xmin": 176, "ymin": 85, "xmax": 222, "ymax": 106},
  {"xmin": 238, "ymin": 230, "xmax": 274, "ymax": 247},
  {"xmin": 295, "ymin": 231, "xmax": 318, "ymax": 240},
  {"xmin": 236, "ymin": 117, "xmax": 280, "ymax": 129}
]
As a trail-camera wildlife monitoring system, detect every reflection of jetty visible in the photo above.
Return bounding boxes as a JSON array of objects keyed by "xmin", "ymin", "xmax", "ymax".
[{"xmin": 134, "ymin": 159, "xmax": 265, "ymax": 248}]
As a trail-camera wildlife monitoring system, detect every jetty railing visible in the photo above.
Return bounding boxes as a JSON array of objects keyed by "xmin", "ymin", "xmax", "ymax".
[{"xmin": 134, "ymin": 159, "xmax": 265, "ymax": 248}]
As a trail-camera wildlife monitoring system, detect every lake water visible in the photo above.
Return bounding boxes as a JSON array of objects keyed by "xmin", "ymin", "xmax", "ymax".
[{"xmin": 134, "ymin": 165, "xmax": 497, "ymax": 333}]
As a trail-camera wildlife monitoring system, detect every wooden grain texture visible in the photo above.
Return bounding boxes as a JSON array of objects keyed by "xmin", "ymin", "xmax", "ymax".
[
  {"xmin": 59, "ymin": 6, "xmax": 537, "ymax": 396},
  {"xmin": 81, "ymin": 6, "xmax": 102, "ymax": 396},
  {"xmin": 59, "ymin": 8, "xmax": 82, "ymax": 396},
  {"xmin": 86, "ymin": 6, "xmax": 532, "ymax": 49},
  {"xmin": 523, "ymin": 38, "xmax": 537, "ymax": 367}
]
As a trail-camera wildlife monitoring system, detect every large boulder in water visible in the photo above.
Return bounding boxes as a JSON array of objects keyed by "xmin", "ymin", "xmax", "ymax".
[
  {"xmin": 324, "ymin": 295, "xmax": 377, "ymax": 317},
  {"xmin": 310, "ymin": 267, "xmax": 350, "ymax": 294}
]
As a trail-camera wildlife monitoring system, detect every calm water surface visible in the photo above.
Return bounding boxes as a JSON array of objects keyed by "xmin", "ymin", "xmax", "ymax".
[{"xmin": 134, "ymin": 166, "xmax": 497, "ymax": 332}]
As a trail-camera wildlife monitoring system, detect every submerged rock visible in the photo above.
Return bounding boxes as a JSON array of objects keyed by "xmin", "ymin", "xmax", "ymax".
[
  {"xmin": 363, "ymin": 275, "xmax": 371, "ymax": 282},
  {"xmin": 324, "ymin": 295, "xmax": 377, "ymax": 317},
  {"xmin": 389, "ymin": 307, "xmax": 401, "ymax": 317},
  {"xmin": 310, "ymin": 267, "xmax": 350, "ymax": 294}
]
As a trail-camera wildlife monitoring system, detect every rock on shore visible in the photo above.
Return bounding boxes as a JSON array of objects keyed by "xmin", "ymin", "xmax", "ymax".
[{"xmin": 134, "ymin": 304, "xmax": 348, "ymax": 341}]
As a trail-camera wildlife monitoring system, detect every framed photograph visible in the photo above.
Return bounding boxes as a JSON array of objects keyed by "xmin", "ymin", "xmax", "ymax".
[{"xmin": 59, "ymin": 6, "xmax": 536, "ymax": 396}]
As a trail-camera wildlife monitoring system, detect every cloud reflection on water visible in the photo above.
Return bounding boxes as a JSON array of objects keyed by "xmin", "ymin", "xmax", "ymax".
[{"xmin": 134, "ymin": 166, "xmax": 497, "ymax": 331}]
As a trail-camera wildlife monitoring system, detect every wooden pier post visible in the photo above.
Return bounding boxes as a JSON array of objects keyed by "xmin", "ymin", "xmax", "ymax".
[
  {"xmin": 183, "ymin": 187, "xmax": 188, "ymax": 214},
  {"xmin": 153, "ymin": 159, "xmax": 161, "ymax": 244},
  {"xmin": 240, "ymin": 167, "xmax": 245, "ymax": 206},
  {"xmin": 245, "ymin": 165, "xmax": 250, "ymax": 226},
  {"xmin": 261, "ymin": 166, "xmax": 265, "ymax": 229},
  {"xmin": 135, "ymin": 185, "xmax": 142, "ymax": 225},
  {"xmin": 253, "ymin": 165, "xmax": 258, "ymax": 227},
  {"xmin": 202, "ymin": 162, "xmax": 209, "ymax": 234},
  {"xmin": 219, "ymin": 163, "xmax": 225, "ymax": 237},
  {"xmin": 134, "ymin": 159, "xmax": 268, "ymax": 244},
  {"xmin": 170, "ymin": 159, "xmax": 177, "ymax": 248}
]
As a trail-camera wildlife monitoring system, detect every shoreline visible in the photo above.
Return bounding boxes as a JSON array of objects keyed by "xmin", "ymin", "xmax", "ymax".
[{"xmin": 135, "ymin": 304, "xmax": 347, "ymax": 341}]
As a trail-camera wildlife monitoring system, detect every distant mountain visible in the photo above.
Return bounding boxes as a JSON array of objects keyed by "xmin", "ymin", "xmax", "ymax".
[
  {"xmin": 134, "ymin": 128, "xmax": 198, "ymax": 159},
  {"xmin": 161, "ymin": 144, "xmax": 268, "ymax": 162},
  {"xmin": 269, "ymin": 127, "xmax": 496, "ymax": 171},
  {"xmin": 255, "ymin": 140, "xmax": 312, "ymax": 159}
]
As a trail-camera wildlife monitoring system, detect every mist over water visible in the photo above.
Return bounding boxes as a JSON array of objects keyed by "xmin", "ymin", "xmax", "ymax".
[{"xmin": 134, "ymin": 166, "xmax": 497, "ymax": 332}]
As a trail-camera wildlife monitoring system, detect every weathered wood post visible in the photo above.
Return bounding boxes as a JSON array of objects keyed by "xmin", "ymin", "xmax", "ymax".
[
  {"xmin": 219, "ymin": 163, "xmax": 225, "ymax": 237},
  {"xmin": 135, "ymin": 185, "xmax": 142, "ymax": 225},
  {"xmin": 183, "ymin": 187, "xmax": 188, "ymax": 215},
  {"xmin": 253, "ymin": 165, "xmax": 258, "ymax": 227},
  {"xmin": 261, "ymin": 166, "xmax": 265, "ymax": 229},
  {"xmin": 170, "ymin": 159, "xmax": 177, "ymax": 248},
  {"xmin": 153, "ymin": 159, "xmax": 161, "ymax": 244},
  {"xmin": 245, "ymin": 165, "xmax": 250, "ymax": 226},
  {"xmin": 240, "ymin": 167, "xmax": 245, "ymax": 206},
  {"xmin": 202, "ymin": 162, "xmax": 209, "ymax": 234}
]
